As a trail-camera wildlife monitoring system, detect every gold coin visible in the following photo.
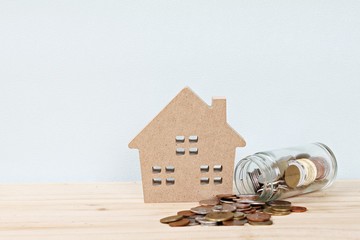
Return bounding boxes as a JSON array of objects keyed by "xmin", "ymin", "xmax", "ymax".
[
  {"xmin": 160, "ymin": 215, "xmax": 183, "ymax": 224},
  {"xmin": 263, "ymin": 207, "xmax": 273, "ymax": 215},
  {"xmin": 284, "ymin": 165, "xmax": 301, "ymax": 188},
  {"xmin": 204, "ymin": 212, "xmax": 234, "ymax": 222},
  {"xmin": 271, "ymin": 206, "xmax": 291, "ymax": 212},
  {"xmin": 271, "ymin": 211, "xmax": 291, "ymax": 216},
  {"xmin": 233, "ymin": 212, "xmax": 246, "ymax": 220},
  {"xmin": 266, "ymin": 200, "xmax": 291, "ymax": 207}
]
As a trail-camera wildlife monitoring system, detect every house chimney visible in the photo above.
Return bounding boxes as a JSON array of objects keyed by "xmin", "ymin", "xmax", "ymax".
[{"xmin": 211, "ymin": 97, "xmax": 227, "ymax": 122}]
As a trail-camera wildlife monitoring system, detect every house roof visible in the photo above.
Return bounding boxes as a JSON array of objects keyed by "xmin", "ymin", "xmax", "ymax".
[{"xmin": 128, "ymin": 87, "xmax": 246, "ymax": 149}]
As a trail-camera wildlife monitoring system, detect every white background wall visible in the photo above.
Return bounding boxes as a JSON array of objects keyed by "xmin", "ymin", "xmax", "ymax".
[{"xmin": 0, "ymin": 1, "xmax": 359, "ymax": 182}]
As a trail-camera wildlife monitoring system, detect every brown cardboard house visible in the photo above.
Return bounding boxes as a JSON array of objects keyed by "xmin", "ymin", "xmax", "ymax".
[{"xmin": 129, "ymin": 87, "xmax": 246, "ymax": 203}]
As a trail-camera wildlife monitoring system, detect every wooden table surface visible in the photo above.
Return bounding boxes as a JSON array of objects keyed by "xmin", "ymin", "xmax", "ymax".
[{"xmin": 0, "ymin": 180, "xmax": 359, "ymax": 240}]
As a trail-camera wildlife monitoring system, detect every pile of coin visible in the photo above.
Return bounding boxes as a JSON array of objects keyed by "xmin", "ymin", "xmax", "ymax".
[{"xmin": 160, "ymin": 195, "xmax": 307, "ymax": 227}]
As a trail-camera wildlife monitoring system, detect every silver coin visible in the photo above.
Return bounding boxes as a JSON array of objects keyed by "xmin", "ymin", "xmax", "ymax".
[{"xmin": 195, "ymin": 216, "xmax": 218, "ymax": 226}]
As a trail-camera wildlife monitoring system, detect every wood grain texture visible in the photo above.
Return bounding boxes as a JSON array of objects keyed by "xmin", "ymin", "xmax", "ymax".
[{"xmin": 0, "ymin": 180, "xmax": 359, "ymax": 240}]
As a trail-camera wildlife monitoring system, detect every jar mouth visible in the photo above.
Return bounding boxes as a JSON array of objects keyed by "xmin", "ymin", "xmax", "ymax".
[{"xmin": 234, "ymin": 154, "xmax": 279, "ymax": 201}]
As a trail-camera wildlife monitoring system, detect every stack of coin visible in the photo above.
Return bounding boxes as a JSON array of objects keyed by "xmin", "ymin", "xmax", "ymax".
[
  {"xmin": 247, "ymin": 212, "xmax": 273, "ymax": 225},
  {"xmin": 160, "ymin": 196, "xmax": 307, "ymax": 227}
]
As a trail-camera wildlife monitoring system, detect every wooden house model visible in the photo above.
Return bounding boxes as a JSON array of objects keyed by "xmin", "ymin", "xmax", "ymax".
[{"xmin": 129, "ymin": 87, "xmax": 246, "ymax": 203}]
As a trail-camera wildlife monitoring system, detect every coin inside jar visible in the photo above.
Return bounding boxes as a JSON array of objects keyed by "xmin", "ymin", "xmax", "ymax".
[{"xmin": 284, "ymin": 165, "xmax": 301, "ymax": 188}]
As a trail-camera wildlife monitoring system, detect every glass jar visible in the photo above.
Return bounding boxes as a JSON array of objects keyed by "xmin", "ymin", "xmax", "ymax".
[{"xmin": 234, "ymin": 143, "xmax": 337, "ymax": 201}]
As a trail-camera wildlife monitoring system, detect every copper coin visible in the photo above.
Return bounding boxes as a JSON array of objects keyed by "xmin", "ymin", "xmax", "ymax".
[
  {"xmin": 160, "ymin": 215, "xmax": 183, "ymax": 224},
  {"xmin": 246, "ymin": 212, "xmax": 271, "ymax": 222},
  {"xmin": 236, "ymin": 207, "xmax": 252, "ymax": 212},
  {"xmin": 190, "ymin": 206, "xmax": 213, "ymax": 214},
  {"xmin": 250, "ymin": 201, "xmax": 266, "ymax": 206},
  {"xmin": 291, "ymin": 206, "xmax": 307, "ymax": 213},
  {"xmin": 169, "ymin": 218, "xmax": 190, "ymax": 227},
  {"xmin": 248, "ymin": 220, "xmax": 273, "ymax": 226},
  {"xmin": 235, "ymin": 203, "xmax": 251, "ymax": 209},
  {"xmin": 243, "ymin": 208, "xmax": 257, "ymax": 214},
  {"xmin": 267, "ymin": 200, "xmax": 291, "ymax": 207},
  {"xmin": 271, "ymin": 205, "xmax": 291, "ymax": 212},
  {"xmin": 237, "ymin": 194, "xmax": 259, "ymax": 201},
  {"xmin": 223, "ymin": 219, "xmax": 247, "ymax": 226},
  {"xmin": 177, "ymin": 210, "xmax": 196, "ymax": 217},
  {"xmin": 220, "ymin": 199, "xmax": 236, "ymax": 204},
  {"xmin": 310, "ymin": 157, "xmax": 327, "ymax": 180},
  {"xmin": 216, "ymin": 194, "xmax": 236, "ymax": 199},
  {"xmin": 199, "ymin": 198, "xmax": 220, "ymax": 206}
]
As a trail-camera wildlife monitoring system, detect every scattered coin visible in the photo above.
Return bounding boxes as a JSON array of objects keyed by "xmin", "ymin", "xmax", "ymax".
[
  {"xmin": 233, "ymin": 212, "xmax": 246, "ymax": 220},
  {"xmin": 205, "ymin": 212, "xmax": 234, "ymax": 222},
  {"xmin": 216, "ymin": 194, "xmax": 236, "ymax": 199},
  {"xmin": 220, "ymin": 199, "xmax": 236, "ymax": 204},
  {"xmin": 237, "ymin": 194, "xmax": 259, "ymax": 201},
  {"xmin": 169, "ymin": 218, "xmax": 190, "ymax": 227},
  {"xmin": 263, "ymin": 207, "xmax": 273, "ymax": 215},
  {"xmin": 270, "ymin": 209, "xmax": 291, "ymax": 216},
  {"xmin": 187, "ymin": 218, "xmax": 200, "ymax": 226},
  {"xmin": 161, "ymin": 198, "xmax": 307, "ymax": 227},
  {"xmin": 291, "ymin": 206, "xmax": 307, "ymax": 213},
  {"xmin": 212, "ymin": 204, "xmax": 236, "ymax": 212},
  {"xmin": 195, "ymin": 216, "xmax": 218, "ymax": 226},
  {"xmin": 246, "ymin": 212, "xmax": 271, "ymax": 222},
  {"xmin": 223, "ymin": 219, "xmax": 247, "ymax": 226},
  {"xmin": 160, "ymin": 215, "xmax": 183, "ymax": 224},
  {"xmin": 177, "ymin": 210, "xmax": 196, "ymax": 217},
  {"xmin": 248, "ymin": 220, "xmax": 273, "ymax": 226},
  {"xmin": 271, "ymin": 205, "xmax": 291, "ymax": 212},
  {"xmin": 267, "ymin": 200, "xmax": 291, "ymax": 207},
  {"xmin": 199, "ymin": 198, "xmax": 220, "ymax": 206},
  {"xmin": 190, "ymin": 206, "xmax": 213, "ymax": 214},
  {"xmin": 235, "ymin": 203, "xmax": 251, "ymax": 209},
  {"xmin": 243, "ymin": 208, "xmax": 257, "ymax": 214}
]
